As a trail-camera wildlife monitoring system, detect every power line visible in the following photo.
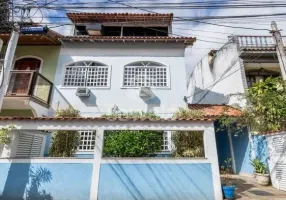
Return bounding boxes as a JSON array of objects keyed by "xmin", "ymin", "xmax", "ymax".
[{"xmin": 105, "ymin": 0, "xmax": 270, "ymax": 31}]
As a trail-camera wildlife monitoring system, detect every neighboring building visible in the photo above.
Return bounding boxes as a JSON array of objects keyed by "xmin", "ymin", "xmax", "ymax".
[
  {"xmin": 187, "ymin": 35, "xmax": 284, "ymax": 175},
  {"xmin": 187, "ymin": 35, "xmax": 282, "ymax": 107},
  {"xmin": 51, "ymin": 13, "xmax": 195, "ymax": 118},
  {"xmin": 0, "ymin": 30, "xmax": 62, "ymax": 117}
]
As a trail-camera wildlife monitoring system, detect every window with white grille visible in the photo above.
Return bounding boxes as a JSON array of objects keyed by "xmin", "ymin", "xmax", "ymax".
[
  {"xmin": 78, "ymin": 131, "xmax": 96, "ymax": 151},
  {"xmin": 123, "ymin": 61, "xmax": 169, "ymax": 87},
  {"xmin": 16, "ymin": 133, "xmax": 44, "ymax": 158},
  {"xmin": 162, "ymin": 131, "xmax": 172, "ymax": 152},
  {"xmin": 63, "ymin": 61, "xmax": 110, "ymax": 87}
]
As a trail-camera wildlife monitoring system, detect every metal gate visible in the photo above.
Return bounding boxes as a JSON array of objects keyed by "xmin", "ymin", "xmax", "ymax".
[{"xmin": 267, "ymin": 134, "xmax": 286, "ymax": 191}]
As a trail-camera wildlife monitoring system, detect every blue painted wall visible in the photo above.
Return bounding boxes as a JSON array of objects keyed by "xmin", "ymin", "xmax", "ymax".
[
  {"xmin": 214, "ymin": 123, "xmax": 231, "ymax": 169},
  {"xmin": 231, "ymin": 128, "xmax": 253, "ymax": 174},
  {"xmin": 98, "ymin": 163, "xmax": 215, "ymax": 200},
  {"xmin": 0, "ymin": 162, "xmax": 93, "ymax": 200},
  {"xmin": 214, "ymin": 121, "xmax": 269, "ymax": 175}
]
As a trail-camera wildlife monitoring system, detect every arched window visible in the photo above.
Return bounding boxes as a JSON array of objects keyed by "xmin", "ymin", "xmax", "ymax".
[
  {"xmin": 63, "ymin": 61, "xmax": 110, "ymax": 87},
  {"xmin": 123, "ymin": 61, "xmax": 169, "ymax": 87}
]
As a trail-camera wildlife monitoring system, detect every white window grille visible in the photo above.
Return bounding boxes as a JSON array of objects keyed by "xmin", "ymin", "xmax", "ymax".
[
  {"xmin": 78, "ymin": 131, "xmax": 96, "ymax": 151},
  {"xmin": 63, "ymin": 61, "xmax": 109, "ymax": 87},
  {"xmin": 123, "ymin": 61, "xmax": 169, "ymax": 87},
  {"xmin": 162, "ymin": 131, "xmax": 172, "ymax": 151}
]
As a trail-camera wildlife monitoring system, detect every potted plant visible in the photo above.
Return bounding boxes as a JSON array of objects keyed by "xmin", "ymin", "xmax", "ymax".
[
  {"xmin": 221, "ymin": 158, "xmax": 235, "ymax": 200},
  {"xmin": 250, "ymin": 158, "xmax": 270, "ymax": 186}
]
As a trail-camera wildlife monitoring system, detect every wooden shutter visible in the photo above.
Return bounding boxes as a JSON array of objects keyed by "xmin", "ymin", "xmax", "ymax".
[{"xmin": 16, "ymin": 133, "xmax": 44, "ymax": 158}]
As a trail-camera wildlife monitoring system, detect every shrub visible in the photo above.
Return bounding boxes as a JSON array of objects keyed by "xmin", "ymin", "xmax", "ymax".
[
  {"xmin": 171, "ymin": 131, "xmax": 204, "ymax": 157},
  {"xmin": 49, "ymin": 107, "xmax": 81, "ymax": 157},
  {"xmin": 103, "ymin": 130, "xmax": 163, "ymax": 157}
]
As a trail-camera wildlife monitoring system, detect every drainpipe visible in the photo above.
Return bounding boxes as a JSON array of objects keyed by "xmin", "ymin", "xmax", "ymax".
[
  {"xmin": 228, "ymin": 128, "xmax": 237, "ymax": 174},
  {"xmin": 0, "ymin": 30, "xmax": 19, "ymax": 111},
  {"xmin": 0, "ymin": 39, "xmax": 3, "ymax": 53}
]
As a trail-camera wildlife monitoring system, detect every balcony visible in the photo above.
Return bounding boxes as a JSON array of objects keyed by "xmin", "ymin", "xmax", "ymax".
[
  {"xmin": 236, "ymin": 35, "xmax": 286, "ymax": 49},
  {"xmin": 4, "ymin": 70, "xmax": 53, "ymax": 109}
]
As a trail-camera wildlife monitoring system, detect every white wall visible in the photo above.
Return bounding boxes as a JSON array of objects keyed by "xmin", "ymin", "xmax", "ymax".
[
  {"xmin": 187, "ymin": 43, "xmax": 246, "ymax": 107},
  {"xmin": 50, "ymin": 43, "xmax": 189, "ymax": 118}
]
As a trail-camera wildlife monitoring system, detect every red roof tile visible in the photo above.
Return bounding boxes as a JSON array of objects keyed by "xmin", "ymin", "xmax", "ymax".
[
  {"xmin": 60, "ymin": 36, "xmax": 195, "ymax": 45},
  {"xmin": 188, "ymin": 104, "xmax": 242, "ymax": 117},
  {"xmin": 0, "ymin": 116, "xmax": 213, "ymax": 122},
  {"xmin": 67, "ymin": 13, "xmax": 173, "ymax": 25}
]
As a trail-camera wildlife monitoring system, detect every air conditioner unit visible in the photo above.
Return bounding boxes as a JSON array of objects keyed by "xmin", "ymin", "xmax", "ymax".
[
  {"xmin": 76, "ymin": 88, "xmax": 90, "ymax": 97},
  {"xmin": 139, "ymin": 87, "xmax": 152, "ymax": 98}
]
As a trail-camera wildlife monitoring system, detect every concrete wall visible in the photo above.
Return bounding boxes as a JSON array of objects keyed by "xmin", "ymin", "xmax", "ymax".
[
  {"xmin": 187, "ymin": 43, "xmax": 246, "ymax": 106},
  {"xmin": 98, "ymin": 163, "xmax": 215, "ymax": 200},
  {"xmin": 215, "ymin": 122, "xmax": 269, "ymax": 175},
  {"xmin": 50, "ymin": 43, "xmax": 189, "ymax": 117},
  {"xmin": 0, "ymin": 159, "xmax": 93, "ymax": 200},
  {"xmin": 14, "ymin": 46, "xmax": 60, "ymax": 82}
]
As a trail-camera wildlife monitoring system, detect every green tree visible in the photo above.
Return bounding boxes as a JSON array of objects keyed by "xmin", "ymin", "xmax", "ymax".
[
  {"xmin": 49, "ymin": 107, "xmax": 81, "ymax": 157},
  {"xmin": 103, "ymin": 130, "xmax": 163, "ymax": 157},
  {"xmin": 220, "ymin": 77, "xmax": 286, "ymax": 133},
  {"xmin": 172, "ymin": 131, "xmax": 204, "ymax": 157}
]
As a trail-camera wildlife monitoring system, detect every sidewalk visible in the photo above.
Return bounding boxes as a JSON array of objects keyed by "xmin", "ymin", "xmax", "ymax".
[{"xmin": 228, "ymin": 175, "xmax": 286, "ymax": 200}]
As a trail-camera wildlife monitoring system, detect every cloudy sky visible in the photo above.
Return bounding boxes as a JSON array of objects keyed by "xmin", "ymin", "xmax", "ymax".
[{"xmin": 16, "ymin": 0, "xmax": 286, "ymax": 73}]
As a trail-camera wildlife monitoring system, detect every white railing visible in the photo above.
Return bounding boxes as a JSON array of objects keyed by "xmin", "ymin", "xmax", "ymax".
[
  {"xmin": 236, "ymin": 36, "xmax": 286, "ymax": 48},
  {"xmin": 237, "ymin": 36, "xmax": 275, "ymax": 48}
]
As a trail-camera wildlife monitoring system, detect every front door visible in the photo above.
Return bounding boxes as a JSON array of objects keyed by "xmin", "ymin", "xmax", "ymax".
[{"xmin": 8, "ymin": 58, "xmax": 41, "ymax": 95}]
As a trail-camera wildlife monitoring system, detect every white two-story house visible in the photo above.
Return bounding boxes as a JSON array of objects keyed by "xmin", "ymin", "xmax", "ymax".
[
  {"xmin": 50, "ymin": 13, "xmax": 195, "ymax": 118},
  {"xmin": 0, "ymin": 13, "xmax": 195, "ymax": 158}
]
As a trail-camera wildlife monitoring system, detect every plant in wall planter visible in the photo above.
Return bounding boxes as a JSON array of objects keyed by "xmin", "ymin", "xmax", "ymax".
[
  {"xmin": 250, "ymin": 158, "xmax": 270, "ymax": 186},
  {"xmin": 221, "ymin": 158, "xmax": 235, "ymax": 200}
]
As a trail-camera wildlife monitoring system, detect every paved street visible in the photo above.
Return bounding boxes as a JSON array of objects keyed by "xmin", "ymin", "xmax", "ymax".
[{"xmin": 228, "ymin": 175, "xmax": 286, "ymax": 200}]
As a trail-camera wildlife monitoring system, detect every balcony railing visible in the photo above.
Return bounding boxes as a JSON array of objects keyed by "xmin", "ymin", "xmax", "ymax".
[
  {"xmin": 6, "ymin": 70, "xmax": 53, "ymax": 105},
  {"xmin": 236, "ymin": 35, "xmax": 286, "ymax": 49}
]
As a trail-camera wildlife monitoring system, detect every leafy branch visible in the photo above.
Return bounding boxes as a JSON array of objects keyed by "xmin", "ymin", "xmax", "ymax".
[{"xmin": 0, "ymin": 125, "xmax": 15, "ymax": 144}]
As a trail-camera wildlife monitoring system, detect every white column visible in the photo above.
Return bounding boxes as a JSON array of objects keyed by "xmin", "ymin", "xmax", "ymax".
[
  {"xmin": 204, "ymin": 125, "xmax": 223, "ymax": 200},
  {"xmin": 0, "ymin": 31, "xmax": 19, "ymax": 111},
  {"xmin": 90, "ymin": 129, "xmax": 104, "ymax": 200},
  {"xmin": 227, "ymin": 129, "xmax": 237, "ymax": 174}
]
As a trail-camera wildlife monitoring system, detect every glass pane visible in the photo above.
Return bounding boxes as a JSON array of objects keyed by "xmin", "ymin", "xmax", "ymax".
[
  {"xmin": 32, "ymin": 75, "xmax": 52, "ymax": 103},
  {"xmin": 7, "ymin": 71, "xmax": 33, "ymax": 95}
]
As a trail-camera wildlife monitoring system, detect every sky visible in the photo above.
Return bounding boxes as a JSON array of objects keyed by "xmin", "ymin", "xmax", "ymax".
[{"xmin": 14, "ymin": 0, "xmax": 286, "ymax": 74}]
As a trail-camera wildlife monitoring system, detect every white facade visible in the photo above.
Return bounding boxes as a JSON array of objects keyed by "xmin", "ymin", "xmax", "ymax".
[
  {"xmin": 187, "ymin": 42, "xmax": 247, "ymax": 107},
  {"xmin": 50, "ymin": 43, "xmax": 191, "ymax": 118}
]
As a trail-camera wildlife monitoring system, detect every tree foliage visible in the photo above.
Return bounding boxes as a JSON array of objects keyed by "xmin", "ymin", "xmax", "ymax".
[
  {"xmin": 171, "ymin": 131, "xmax": 204, "ymax": 157},
  {"xmin": 102, "ymin": 111, "xmax": 160, "ymax": 119},
  {"xmin": 0, "ymin": 125, "xmax": 15, "ymax": 144},
  {"xmin": 218, "ymin": 77, "xmax": 286, "ymax": 133},
  {"xmin": 243, "ymin": 77, "xmax": 286, "ymax": 132},
  {"xmin": 172, "ymin": 107, "xmax": 203, "ymax": 119},
  {"xmin": 49, "ymin": 107, "xmax": 81, "ymax": 157},
  {"xmin": 103, "ymin": 130, "xmax": 163, "ymax": 157}
]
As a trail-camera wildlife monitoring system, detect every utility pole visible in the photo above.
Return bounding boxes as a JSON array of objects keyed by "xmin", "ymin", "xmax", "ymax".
[{"xmin": 271, "ymin": 21, "xmax": 286, "ymax": 80}]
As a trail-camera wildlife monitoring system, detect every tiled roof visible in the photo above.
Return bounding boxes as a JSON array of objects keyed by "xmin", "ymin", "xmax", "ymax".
[
  {"xmin": 67, "ymin": 13, "xmax": 173, "ymax": 24},
  {"xmin": 0, "ymin": 29, "xmax": 63, "ymax": 45},
  {"xmin": 188, "ymin": 104, "xmax": 242, "ymax": 117},
  {"xmin": 0, "ymin": 116, "xmax": 213, "ymax": 122},
  {"xmin": 60, "ymin": 36, "xmax": 195, "ymax": 45}
]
